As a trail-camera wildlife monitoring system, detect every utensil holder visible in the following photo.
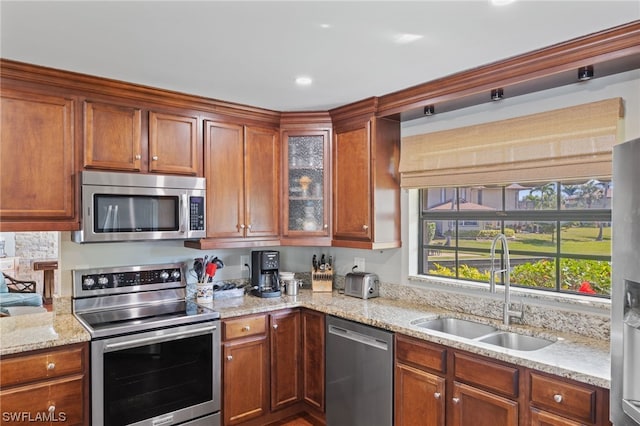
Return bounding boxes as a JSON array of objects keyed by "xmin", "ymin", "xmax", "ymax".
[{"xmin": 312, "ymin": 269, "xmax": 333, "ymax": 292}]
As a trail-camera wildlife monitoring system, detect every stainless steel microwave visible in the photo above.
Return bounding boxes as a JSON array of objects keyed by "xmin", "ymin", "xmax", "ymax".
[{"xmin": 72, "ymin": 171, "xmax": 206, "ymax": 243}]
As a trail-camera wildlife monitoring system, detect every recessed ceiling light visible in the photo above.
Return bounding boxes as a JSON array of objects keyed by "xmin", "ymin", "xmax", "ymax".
[
  {"xmin": 295, "ymin": 76, "xmax": 313, "ymax": 86},
  {"xmin": 394, "ymin": 33, "xmax": 423, "ymax": 44},
  {"xmin": 320, "ymin": 24, "xmax": 331, "ymax": 29},
  {"xmin": 490, "ymin": 0, "xmax": 516, "ymax": 5}
]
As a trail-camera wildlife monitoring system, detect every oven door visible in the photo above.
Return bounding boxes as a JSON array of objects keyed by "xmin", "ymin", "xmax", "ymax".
[{"xmin": 91, "ymin": 321, "xmax": 220, "ymax": 426}]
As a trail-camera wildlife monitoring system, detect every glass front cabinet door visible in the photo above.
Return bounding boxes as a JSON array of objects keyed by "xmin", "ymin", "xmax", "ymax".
[{"xmin": 282, "ymin": 130, "xmax": 331, "ymax": 245}]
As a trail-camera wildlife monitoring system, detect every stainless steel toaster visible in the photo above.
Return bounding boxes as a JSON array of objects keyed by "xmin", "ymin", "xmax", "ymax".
[{"xmin": 344, "ymin": 272, "xmax": 379, "ymax": 299}]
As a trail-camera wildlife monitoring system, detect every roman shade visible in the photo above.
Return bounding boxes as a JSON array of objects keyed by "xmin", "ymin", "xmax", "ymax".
[{"xmin": 399, "ymin": 98, "xmax": 624, "ymax": 188}]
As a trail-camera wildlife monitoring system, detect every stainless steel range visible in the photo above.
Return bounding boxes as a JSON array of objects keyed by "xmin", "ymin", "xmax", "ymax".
[{"xmin": 72, "ymin": 262, "xmax": 221, "ymax": 426}]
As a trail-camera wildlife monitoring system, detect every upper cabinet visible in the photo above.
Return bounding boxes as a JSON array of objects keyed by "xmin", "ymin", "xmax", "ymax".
[
  {"xmin": 280, "ymin": 112, "xmax": 332, "ymax": 246},
  {"xmin": 330, "ymin": 100, "xmax": 401, "ymax": 249},
  {"xmin": 83, "ymin": 100, "xmax": 201, "ymax": 176},
  {"xmin": 187, "ymin": 121, "xmax": 280, "ymax": 249},
  {"xmin": 0, "ymin": 87, "xmax": 78, "ymax": 231}
]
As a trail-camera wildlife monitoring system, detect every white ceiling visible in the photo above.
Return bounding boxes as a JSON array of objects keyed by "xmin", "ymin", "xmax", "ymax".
[{"xmin": 1, "ymin": 1, "xmax": 639, "ymax": 112}]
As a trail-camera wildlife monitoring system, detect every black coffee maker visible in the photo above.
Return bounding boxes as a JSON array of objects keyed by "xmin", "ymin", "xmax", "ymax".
[{"xmin": 251, "ymin": 250, "xmax": 281, "ymax": 298}]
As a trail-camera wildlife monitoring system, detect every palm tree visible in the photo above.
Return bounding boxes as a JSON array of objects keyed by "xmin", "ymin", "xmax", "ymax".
[{"xmin": 580, "ymin": 180, "xmax": 606, "ymax": 241}]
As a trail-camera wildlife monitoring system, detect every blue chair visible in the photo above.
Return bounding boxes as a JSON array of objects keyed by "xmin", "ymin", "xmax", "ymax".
[{"xmin": 0, "ymin": 272, "xmax": 44, "ymax": 310}]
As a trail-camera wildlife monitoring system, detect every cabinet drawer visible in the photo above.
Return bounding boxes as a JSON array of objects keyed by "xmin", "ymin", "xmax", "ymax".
[
  {"xmin": 396, "ymin": 334, "xmax": 446, "ymax": 374},
  {"xmin": 223, "ymin": 314, "xmax": 267, "ymax": 340},
  {"xmin": 453, "ymin": 352, "xmax": 519, "ymax": 398},
  {"xmin": 530, "ymin": 372, "xmax": 596, "ymax": 424},
  {"xmin": 0, "ymin": 345, "xmax": 85, "ymax": 388},
  {"xmin": 0, "ymin": 375, "xmax": 85, "ymax": 425}
]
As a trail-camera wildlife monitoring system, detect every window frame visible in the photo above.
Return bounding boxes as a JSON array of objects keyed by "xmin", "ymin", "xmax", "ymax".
[{"xmin": 418, "ymin": 183, "xmax": 611, "ymax": 297}]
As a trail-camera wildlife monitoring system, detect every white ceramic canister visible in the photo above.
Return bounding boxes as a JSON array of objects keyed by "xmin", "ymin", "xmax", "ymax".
[{"xmin": 196, "ymin": 283, "xmax": 213, "ymax": 303}]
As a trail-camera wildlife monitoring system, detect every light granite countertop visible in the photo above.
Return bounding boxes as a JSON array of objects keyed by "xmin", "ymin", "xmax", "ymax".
[
  {"xmin": 0, "ymin": 290, "xmax": 610, "ymax": 390},
  {"xmin": 0, "ymin": 311, "xmax": 90, "ymax": 356},
  {"xmin": 200, "ymin": 289, "xmax": 611, "ymax": 389}
]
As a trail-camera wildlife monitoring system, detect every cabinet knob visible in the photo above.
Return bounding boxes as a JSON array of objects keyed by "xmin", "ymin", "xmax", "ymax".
[
  {"xmin": 324, "ymin": 224, "xmax": 328, "ymax": 229},
  {"xmin": 553, "ymin": 394, "xmax": 563, "ymax": 403},
  {"xmin": 434, "ymin": 392, "xmax": 441, "ymax": 400},
  {"xmin": 273, "ymin": 324, "xmax": 278, "ymax": 329},
  {"xmin": 135, "ymin": 154, "xmax": 141, "ymax": 160},
  {"xmin": 48, "ymin": 405, "xmax": 55, "ymax": 413},
  {"xmin": 241, "ymin": 325, "xmax": 251, "ymax": 332},
  {"xmin": 247, "ymin": 224, "xmax": 252, "ymax": 230},
  {"xmin": 240, "ymin": 224, "xmax": 245, "ymax": 229},
  {"xmin": 362, "ymin": 224, "xmax": 369, "ymax": 230},
  {"xmin": 452, "ymin": 397, "xmax": 460, "ymax": 404},
  {"xmin": 47, "ymin": 362, "xmax": 55, "ymax": 370},
  {"xmin": 227, "ymin": 355, "xmax": 233, "ymax": 361},
  {"xmin": 152, "ymin": 155, "xmax": 159, "ymax": 161}
]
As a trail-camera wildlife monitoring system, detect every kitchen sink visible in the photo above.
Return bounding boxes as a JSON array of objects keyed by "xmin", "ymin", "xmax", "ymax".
[
  {"xmin": 478, "ymin": 331, "xmax": 555, "ymax": 351},
  {"xmin": 413, "ymin": 317, "xmax": 499, "ymax": 339},
  {"xmin": 412, "ymin": 317, "xmax": 556, "ymax": 352}
]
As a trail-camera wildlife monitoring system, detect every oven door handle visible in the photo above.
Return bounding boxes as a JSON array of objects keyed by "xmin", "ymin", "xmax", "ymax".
[{"xmin": 103, "ymin": 324, "xmax": 217, "ymax": 352}]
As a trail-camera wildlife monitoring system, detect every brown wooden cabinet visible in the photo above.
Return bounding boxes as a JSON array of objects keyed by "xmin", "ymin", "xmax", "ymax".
[
  {"xmin": 301, "ymin": 309, "xmax": 325, "ymax": 413},
  {"xmin": 330, "ymin": 102, "xmax": 401, "ymax": 249},
  {"xmin": 83, "ymin": 100, "xmax": 200, "ymax": 175},
  {"xmin": 192, "ymin": 121, "xmax": 280, "ymax": 248},
  {"xmin": 270, "ymin": 309, "xmax": 302, "ymax": 411},
  {"xmin": 0, "ymin": 87, "xmax": 77, "ymax": 231},
  {"xmin": 0, "ymin": 343, "xmax": 89, "ymax": 426},
  {"xmin": 222, "ymin": 314, "xmax": 270, "ymax": 425},
  {"xmin": 396, "ymin": 333, "xmax": 612, "ymax": 426},
  {"xmin": 395, "ymin": 334, "xmax": 446, "ymax": 426},
  {"xmin": 280, "ymin": 129, "xmax": 332, "ymax": 246},
  {"xmin": 222, "ymin": 309, "xmax": 323, "ymax": 426},
  {"xmin": 451, "ymin": 381, "xmax": 519, "ymax": 426},
  {"xmin": 528, "ymin": 371, "xmax": 610, "ymax": 426}
]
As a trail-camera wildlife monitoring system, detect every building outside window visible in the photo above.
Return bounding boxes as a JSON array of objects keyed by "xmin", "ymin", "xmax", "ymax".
[{"xmin": 418, "ymin": 179, "xmax": 612, "ymax": 297}]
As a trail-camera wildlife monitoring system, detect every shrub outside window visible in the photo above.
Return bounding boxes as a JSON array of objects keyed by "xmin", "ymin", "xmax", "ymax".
[{"xmin": 418, "ymin": 180, "xmax": 611, "ymax": 297}]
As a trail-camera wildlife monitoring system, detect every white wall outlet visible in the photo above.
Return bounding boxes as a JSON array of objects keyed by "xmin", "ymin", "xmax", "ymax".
[
  {"xmin": 240, "ymin": 255, "xmax": 250, "ymax": 278},
  {"xmin": 354, "ymin": 257, "xmax": 365, "ymax": 272}
]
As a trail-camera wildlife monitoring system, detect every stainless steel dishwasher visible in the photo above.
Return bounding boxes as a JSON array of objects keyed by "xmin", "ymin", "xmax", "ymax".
[{"xmin": 326, "ymin": 315, "xmax": 394, "ymax": 426}]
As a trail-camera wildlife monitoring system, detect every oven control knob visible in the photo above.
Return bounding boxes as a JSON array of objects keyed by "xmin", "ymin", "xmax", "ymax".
[
  {"xmin": 98, "ymin": 276, "xmax": 109, "ymax": 287},
  {"xmin": 160, "ymin": 271, "xmax": 170, "ymax": 280},
  {"xmin": 83, "ymin": 277, "xmax": 95, "ymax": 288},
  {"xmin": 171, "ymin": 270, "xmax": 181, "ymax": 280}
]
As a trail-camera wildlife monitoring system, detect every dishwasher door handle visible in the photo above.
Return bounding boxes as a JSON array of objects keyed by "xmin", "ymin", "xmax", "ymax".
[{"xmin": 328, "ymin": 324, "xmax": 389, "ymax": 351}]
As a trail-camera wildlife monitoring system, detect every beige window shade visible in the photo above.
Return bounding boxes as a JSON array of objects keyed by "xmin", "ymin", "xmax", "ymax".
[{"xmin": 399, "ymin": 98, "xmax": 624, "ymax": 188}]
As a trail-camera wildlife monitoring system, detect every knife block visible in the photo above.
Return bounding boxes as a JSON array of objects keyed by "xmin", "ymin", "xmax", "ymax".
[{"xmin": 311, "ymin": 268, "xmax": 333, "ymax": 292}]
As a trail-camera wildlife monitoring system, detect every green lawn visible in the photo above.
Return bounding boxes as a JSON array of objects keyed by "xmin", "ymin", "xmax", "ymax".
[{"xmin": 430, "ymin": 226, "xmax": 611, "ymax": 257}]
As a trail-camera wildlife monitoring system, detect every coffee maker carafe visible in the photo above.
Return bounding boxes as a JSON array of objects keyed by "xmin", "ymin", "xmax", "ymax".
[{"xmin": 251, "ymin": 250, "xmax": 281, "ymax": 298}]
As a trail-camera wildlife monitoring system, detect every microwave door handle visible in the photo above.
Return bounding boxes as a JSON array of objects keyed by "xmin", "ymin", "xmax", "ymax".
[{"xmin": 180, "ymin": 194, "xmax": 187, "ymax": 233}]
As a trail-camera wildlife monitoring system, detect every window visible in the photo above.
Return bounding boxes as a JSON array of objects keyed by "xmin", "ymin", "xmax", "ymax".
[{"xmin": 418, "ymin": 179, "xmax": 611, "ymax": 297}]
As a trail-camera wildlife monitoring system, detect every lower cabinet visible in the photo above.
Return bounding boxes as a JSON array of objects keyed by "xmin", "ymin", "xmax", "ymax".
[
  {"xmin": 222, "ymin": 314, "xmax": 270, "ymax": 425},
  {"xmin": 222, "ymin": 309, "xmax": 325, "ymax": 426},
  {"xmin": 0, "ymin": 342, "xmax": 89, "ymax": 426},
  {"xmin": 395, "ymin": 333, "xmax": 611, "ymax": 426}
]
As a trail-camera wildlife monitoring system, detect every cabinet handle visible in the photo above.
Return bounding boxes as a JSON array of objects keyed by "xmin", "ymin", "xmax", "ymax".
[
  {"xmin": 240, "ymin": 224, "xmax": 246, "ymax": 229},
  {"xmin": 47, "ymin": 362, "xmax": 55, "ymax": 370},
  {"xmin": 434, "ymin": 392, "xmax": 441, "ymax": 400},
  {"xmin": 135, "ymin": 154, "xmax": 141, "ymax": 160},
  {"xmin": 452, "ymin": 397, "xmax": 460, "ymax": 404},
  {"xmin": 152, "ymin": 155, "xmax": 158, "ymax": 161},
  {"xmin": 241, "ymin": 325, "xmax": 251, "ymax": 332},
  {"xmin": 48, "ymin": 405, "xmax": 55, "ymax": 413},
  {"xmin": 273, "ymin": 324, "xmax": 278, "ymax": 329},
  {"xmin": 362, "ymin": 224, "xmax": 369, "ymax": 230},
  {"xmin": 553, "ymin": 394, "xmax": 563, "ymax": 403},
  {"xmin": 247, "ymin": 224, "xmax": 252, "ymax": 230},
  {"xmin": 227, "ymin": 355, "xmax": 233, "ymax": 361}
]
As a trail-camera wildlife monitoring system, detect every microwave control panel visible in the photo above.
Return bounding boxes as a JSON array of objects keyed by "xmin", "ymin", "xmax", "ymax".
[{"xmin": 190, "ymin": 196, "xmax": 205, "ymax": 231}]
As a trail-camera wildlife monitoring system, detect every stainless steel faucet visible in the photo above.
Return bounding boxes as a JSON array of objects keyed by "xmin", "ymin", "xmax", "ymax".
[{"xmin": 490, "ymin": 233, "xmax": 524, "ymax": 325}]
